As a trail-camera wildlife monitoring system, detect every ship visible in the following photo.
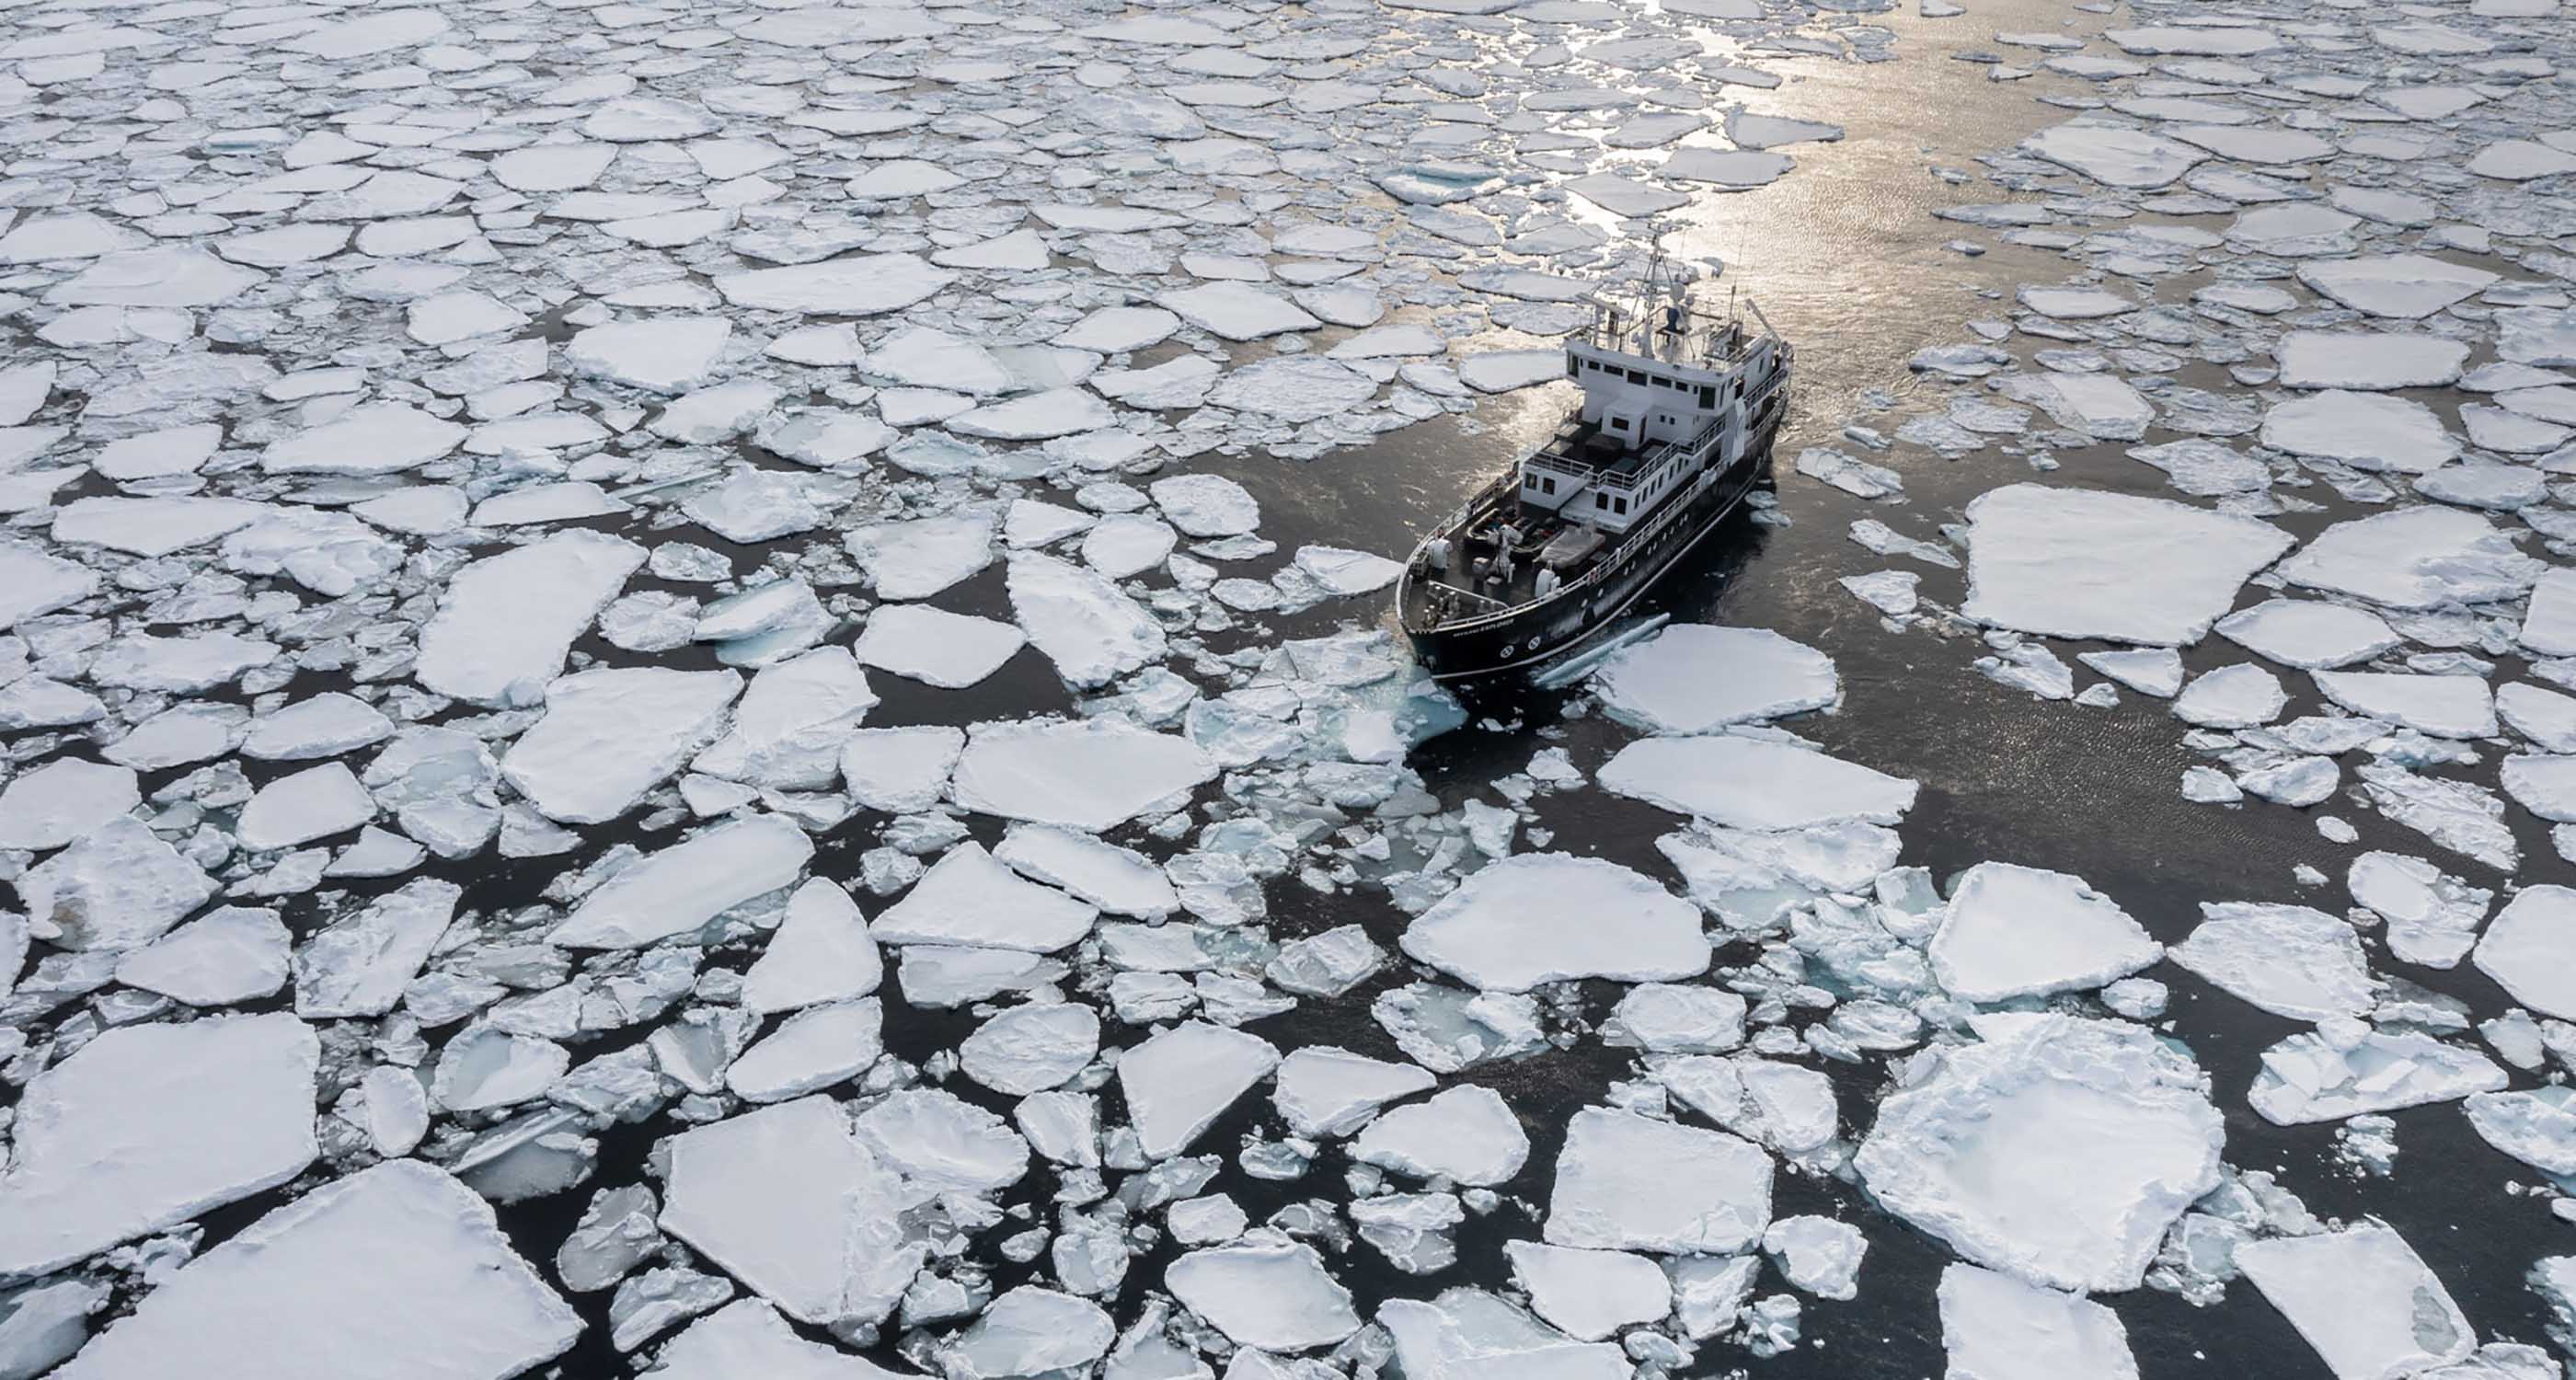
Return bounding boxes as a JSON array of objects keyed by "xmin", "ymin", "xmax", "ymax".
[{"xmin": 1397, "ymin": 259, "xmax": 1794, "ymax": 681}]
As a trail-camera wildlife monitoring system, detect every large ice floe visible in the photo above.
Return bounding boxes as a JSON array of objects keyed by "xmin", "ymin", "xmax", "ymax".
[
  {"xmin": 1854, "ymin": 1016, "xmax": 2224, "ymax": 1293},
  {"xmin": 1961, "ymin": 485, "xmax": 2292, "ymax": 645}
]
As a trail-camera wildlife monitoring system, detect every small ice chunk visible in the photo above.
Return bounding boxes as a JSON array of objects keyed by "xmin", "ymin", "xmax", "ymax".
[
  {"xmin": 650, "ymin": 1299, "xmax": 893, "ymax": 1379},
  {"xmin": 2171, "ymin": 664, "xmax": 2285, "ymax": 730},
  {"xmin": 2276, "ymin": 331, "xmax": 2470, "ymax": 390},
  {"xmin": 1006, "ymin": 552, "xmax": 1167, "ymax": 688},
  {"xmin": 568, "ymin": 317, "xmax": 731, "ymax": 394},
  {"xmin": 243, "ymin": 694, "xmax": 395, "ymax": 762},
  {"xmin": 2500, "ymin": 754, "xmax": 2576, "ymax": 823},
  {"xmin": 950, "ymin": 717, "xmax": 1213, "ymax": 832},
  {"xmin": 295, "ymin": 880, "xmax": 461, "ymax": 1018},
  {"xmin": 994, "ymin": 825, "xmax": 1175, "ymax": 919},
  {"xmin": 726, "ymin": 1000, "xmax": 882, "ymax": 1103},
  {"xmin": 1378, "ymin": 1289, "xmax": 1627, "ymax": 1379},
  {"xmin": 259, "ymin": 403, "xmax": 466, "ymax": 476},
  {"xmin": 1148, "ymin": 473, "xmax": 1262, "ymax": 537},
  {"xmin": 695, "ymin": 649, "xmax": 878, "ymax": 790},
  {"xmin": 1158, "ymin": 282, "xmax": 1320, "ymax": 340},
  {"xmin": 839, "ymin": 726, "xmax": 963, "ymax": 813},
  {"xmin": 2464, "ymin": 1087, "xmax": 2576, "ymax": 1176},
  {"xmin": 941, "ymin": 1288, "xmax": 1113, "ymax": 1378},
  {"xmin": 2079, "ymin": 648, "xmax": 2184, "ymax": 697},
  {"xmin": 2260, "ymin": 391, "xmax": 2458, "ymax": 475},
  {"xmin": 853, "ymin": 1090, "xmax": 1026, "ymax": 1194},
  {"xmin": 2214, "ymin": 600, "xmax": 2400, "ymax": 670},
  {"xmin": 2298, "ymin": 255, "xmax": 2498, "ymax": 321},
  {"xmin": 0, "ymin": 758, "xmax": 137, "ymax": 851},
  {"xmin": 2349, "ymin": 852, "xmax": 2489, "ymax": 968},
  {"xmin": 2281, "ymin": 508, "xmax": 2541, "ymax": 612},
  {"xmin": 2248, "ymin": 1026, "xmax": 2504, "ymax": 1123},
  {"xmin": 660, "ymin": 1098, "xmax": 917, "ymax": 1328},
  {"xmin": 236, "ymin": 763, "xmax": 374, "ymax": 851},
  {"xmin": 0, "ymin": 544, "xmax": 98, "ymax": 629},
  {"xmin": 416, "ymin": 531, "xmax": 646, "ymax": 706},
  {"xmin": 2316, "ymin": 673, "xmax": 2494, "ymax": 740},
  {"xmin": 431, "ymin": 1026, "xmax": 569, "ymax": 1113},
  {"xmin": 1764, "ymin": 1216, "xmax": 1867, "ymax": 1301},
  {"xmin": 2020, "ymin": 121, "xmax": 2206, "ymax": 187},
  {"xmin": 1603, "ymin": 983, "xmax": 1747, "ymax": 1052},
  {"xmin": 713, "ymin": 255, "xmax": 955, "ymax": 316}
]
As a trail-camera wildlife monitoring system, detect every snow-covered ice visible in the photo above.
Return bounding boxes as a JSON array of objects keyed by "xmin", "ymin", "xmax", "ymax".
[
  {"xmin": 1591, "ymin": 625, "xmax": 1838, "ymax": 732},
  {"xmin": 500, "ymin": 669, "xmax": 742, "ymax": 823},
  {"xmin": 1167, "ymin": 1238, "xmax": 1362, "ymax": 1351},
  {"xmin": 660, "ymin": 1098, "xmax": 915, "ymax": 1328},
  {"xmin": 870, "ymin": 842, "xmax": 1097, "ymax": 953},
  {"xmin": 1505, "ymin": 1243, "xmax": 1673, "ymax": 1341},
  {"xmin": 2472, "ymin": 886, "xmax": 2576, "ymax": 1019},
  {"xmin": 1119, "ymin": 1022, "xmax": 1281, "ymax": 1159},
  {"xmin": 551, "ymin": 816, "xmax": 812, "ymax": 949},
  {"xmin": 1928, "ymin": 863, "xmax": 2160, "ymax": 1002},
  {"xmin": 950, "ymin": 718, "xmax": 1215, "ymax": 831},
  {"xmin": 1962, "ymin": 486, "xmax": 2292, "ymax": 645},
  {"xmin": 1853, "ymin": 1016, "xmax": 2222, "ymax": 1292},
  {"xmin": 2236, "ymin": 1224, "xmax": 2474, "ymax": 1380},
  {"xmin": 54, "ymin": 1162, "xmax": 578, "ymax": 1380},
  {"xmin": 1602, "ymin": 734, "xmax": 1917, "ymax": 830},
  {"xmin": 0, "ymin": 1014, "xmax": 317, "ymax": 1276},
  {"xmin": 1938, "ymin": 1263, "xmax": 2137, "ymax": 1380},
  {"xmin": 1546, "ymin": 1107, "xmax": 1773, "ymax": 1255},
  {"xmin": 1401, "ymin": 854, "xmax": 1709, "ymax": 991},
  {"xmin": 2169, "ymin": 903, "xmax": 2377, "ymax": 1020}
]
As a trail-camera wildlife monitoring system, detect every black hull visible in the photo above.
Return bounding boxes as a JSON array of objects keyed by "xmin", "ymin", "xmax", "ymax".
[{"xmin": 1403, "ymin": 438, "xmax": 1771, "ymax": 681}]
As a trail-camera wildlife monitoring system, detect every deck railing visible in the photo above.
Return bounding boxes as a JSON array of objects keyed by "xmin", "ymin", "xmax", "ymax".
[{"xmin": 1529, "ymin": 417, "xmax": 1725, "ymax": 496}]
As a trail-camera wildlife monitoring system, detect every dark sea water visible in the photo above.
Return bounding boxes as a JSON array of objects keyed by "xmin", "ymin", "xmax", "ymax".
[{"xmin": 95, "ymin": 0, "xmax": 2569, "ymax": 1374}]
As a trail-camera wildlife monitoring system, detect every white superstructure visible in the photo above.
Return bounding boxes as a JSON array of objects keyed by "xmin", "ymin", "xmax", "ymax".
[{"xmin": 1514, "ymin": 264, "xmax": 1790, "ymax": 537}]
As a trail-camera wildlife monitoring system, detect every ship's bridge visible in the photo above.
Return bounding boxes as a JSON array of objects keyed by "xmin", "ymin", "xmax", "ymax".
[{"xmin": 1512, "ymin": 293, "xmax": 1788, "ymax": 535}]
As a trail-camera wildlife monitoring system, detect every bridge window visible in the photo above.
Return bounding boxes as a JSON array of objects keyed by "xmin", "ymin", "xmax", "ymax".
[
  {"xmin": 1594, "ymin": 491, "xmax": 1607, "ymax": 509},
  {"xmin": 1543, "ymin": 477, "xmax": 1557, "ymax": 494},
  {"xmin": 1699, "ymin": 385, "xmax": 1715, "ymax": 407},
  {"xmin": 1614, "ymin": 497, "xmax": 1628, "ymax": 514},
  {"xmin": 1626, "ymin": 368, "xmax": 1645, "ymax": 384}
]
